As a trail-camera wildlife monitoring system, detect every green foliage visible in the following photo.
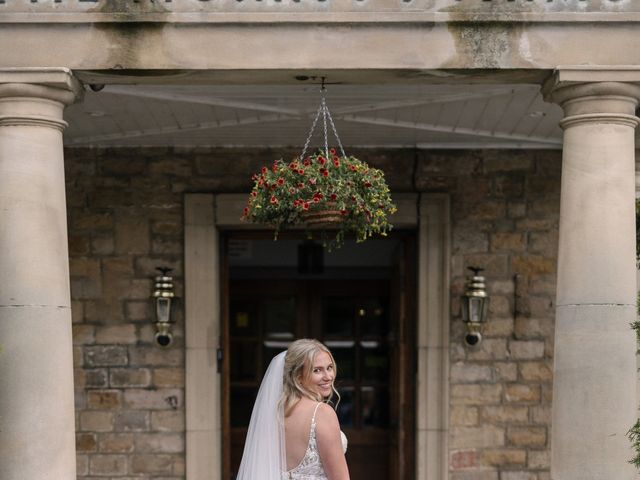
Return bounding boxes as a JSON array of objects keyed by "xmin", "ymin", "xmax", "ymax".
[
  {"xmin": 632, "ymin": 203, "xmax": 640, "ymax": 467},
  {"xmin": 629, "ymin": 419, "xmax": 640, "ymax": 468},
  {"xmin": 242, "ymin": 150, "xmax": 396, "ymax": 249}
]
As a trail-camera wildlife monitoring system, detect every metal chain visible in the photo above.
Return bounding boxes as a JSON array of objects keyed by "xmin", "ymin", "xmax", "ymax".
[
  {"xmin": 299, "ymin": 102, "xmax": 324, "ymax": 160},
  {"xmin": 299, "ymin": 83, "xmax": 347, "ymax": 160},
  {"xmin": 325, "ymin": 102, "xmax": 346, "ymax": 158},
  {"xmin": 322, "ymin": 97, "xmax": 329, "ymax": 159}
]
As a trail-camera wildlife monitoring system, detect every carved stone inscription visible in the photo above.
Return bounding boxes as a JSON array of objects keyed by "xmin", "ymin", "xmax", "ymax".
[{"xmin": 0, "ymin": 0, "xmax": 637, "ymax": 14}]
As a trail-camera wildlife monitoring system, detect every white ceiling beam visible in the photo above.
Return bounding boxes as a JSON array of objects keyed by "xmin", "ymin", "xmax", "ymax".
[
  {"xmin": 66, "ymin": 113, "xmax": 294, "ymax": 145},
  {"xmin": 340, "ymin": 114, "xmax": 562, "ymax": 146},
  {"xmin": 103, "ymin": 85, "xmax": 526, "ymax": 118},
  {"xmin": 103, "ymin": 85, "xmax": 303, "ymax": 116},
  {"xmin": 331, "ymin": 87, "xmax": 524, "ymax": 115}
]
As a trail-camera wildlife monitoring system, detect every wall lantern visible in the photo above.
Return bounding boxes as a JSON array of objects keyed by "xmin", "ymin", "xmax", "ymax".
[
  {"xmin": 460, "ymin": 266, "xmax": 490, "ymax": 347},
  {"xmin": 153, "ymin": 267, "xmax": 176, "ymax": 348}
]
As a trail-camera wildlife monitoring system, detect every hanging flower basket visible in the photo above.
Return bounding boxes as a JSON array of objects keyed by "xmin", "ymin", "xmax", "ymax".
[{"xmin": 242, "ymin": 89, "xmax": 396, "ymax": 249}]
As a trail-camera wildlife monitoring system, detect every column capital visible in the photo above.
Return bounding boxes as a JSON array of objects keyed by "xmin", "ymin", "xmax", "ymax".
[
  {"xmin": 0, "ymin": 67, "xmax": 83, "ymax": 105},
  {"xmin": 543, "ymin": 69, "xmax": 640, "ymax": 130},
  {"xmin": 0, "ymin": 68, "xmax": 83, "ymax": 130}
]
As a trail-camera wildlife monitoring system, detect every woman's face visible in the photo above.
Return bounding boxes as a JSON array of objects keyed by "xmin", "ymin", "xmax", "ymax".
[{"xmin": 302, "ymin": 350, "xmax": 335, "ymax": 398}]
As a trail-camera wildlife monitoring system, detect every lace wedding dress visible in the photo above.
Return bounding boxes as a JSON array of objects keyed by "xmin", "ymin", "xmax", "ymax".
[{"xmin": 283, "ymin": 403, "xmax": 348, "ymax": 480}]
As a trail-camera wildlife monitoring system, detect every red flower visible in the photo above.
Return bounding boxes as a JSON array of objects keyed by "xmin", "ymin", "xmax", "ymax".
[
  {"xmin": 333, "ymin": 160, "xmax": 340, "ymax": 167},
  {"xmin": 272, "ymin": 165, "xmax": 277, "ymax": 173},
  {"xmin": 322, "ymin": 170, "xmax": 329, "ymax": 177},
  {"xmin": 318, "ymin": 156, "xmax": 326, "ymax": 165},
  {"xmin": 329, "ymin": 148, "xmax": 336, "ymax": 155},
  {"xmin": 243, "ymin": 207, "xmax": 250, "ymax": 216},
  {"xmin": 261, "ymin": 167, "xmax": 268, "ymax": 174},
  {"xmin": 302, "ymin": 202, "xmax": 310, "ymax": 211},
  {"xmin": 289, "ymin": 187, "xmax": 296, "ymax": 194},
  {"xmin": 251, "ymin": 191, "xmax": 257, "ymax": 197},
  {"xmin": 364, "ymin": 182, "xmax": 372, "ymax": 188},
  {"xmin": 270, "ymin": 196, "xmax": 278, "ymax": 204},
  {"xmin": 313, "ymin": 197, "xmax": 320, "ymax": 203},
  {"xmin": 277, "ymin": 178, "xmax": 285, "ymax": 185},
  {"xmin": 303, "ymin": 159, "xmax": 311, "ymax": 166},
  {"xmin": 298, "ymin": 169, "xmax": 305, "ymax": 175},
  {"xmin": 330, "ymin": 193, "xmax": 337, "ymax": 201},
  {"xmin": 350, "ymin": 165, "xmax": 357, "ymax": 171},
  {"xmin": 298, "ymin": 183, "xmax": 305, "ymax": 189},
  {"xmin": 309, "ymin": 178, "xmax": 317, "ymax": 185},
  {"xmin": 289, "ymin": 162, "xmax": 298, "ymax": 169}
]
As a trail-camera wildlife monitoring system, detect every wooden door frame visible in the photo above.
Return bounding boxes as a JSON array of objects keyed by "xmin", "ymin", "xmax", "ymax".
[{"xmin": 184, "ymin": 193, "xmax": 450, "ymax": 480}]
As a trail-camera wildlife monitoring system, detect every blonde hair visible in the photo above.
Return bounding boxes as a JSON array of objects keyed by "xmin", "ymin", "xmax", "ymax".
[{"xmin": 280, "ymin": 339, "xmax": 340, "ymax": 417}]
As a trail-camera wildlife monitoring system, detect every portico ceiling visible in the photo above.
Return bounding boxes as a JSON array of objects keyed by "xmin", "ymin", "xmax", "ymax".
[{"xmin": 64, "ymin": 83, "xmax": 569, "ymax": 149}]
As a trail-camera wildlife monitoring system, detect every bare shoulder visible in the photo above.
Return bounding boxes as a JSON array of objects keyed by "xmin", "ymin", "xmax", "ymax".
[{"xmin": 315, "ymin": 403, "xmax": 340, "ymax": 430}]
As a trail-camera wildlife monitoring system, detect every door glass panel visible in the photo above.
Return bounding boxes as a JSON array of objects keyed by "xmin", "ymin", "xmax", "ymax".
[
  {"xmin": 230, "ymin": 387, "xmax": 258, "ymax": 427},
  {"xmin": 230, "ymin": 300, "xmax": 258, "ymax": 337},
  {"xmin": 361, "ymin": 342, "xmax": 389, "ymax": 382},
  {"xmin": 328, "ymin": 342, "xmax": 356, "ymax": 381},
  {"xmin": 323, "ymin": 297, "xmax": 355, "ymax": 336},
  {"xmin": 361, "ymin": 386, "xmax": 389, "ymax": 428},
  {"xmin": 360, "ymin": 298, "xmax": 389, "ymax": 336},
  {"xmin": 336, "ymin": 386, "xmax": 355, "ymax": 427},
  {"xmin": 230, "ymin": 341, "xmax": 258, "ymax": 381},
  {"xmin": 263, "ymin": 297, "xmax": 296, "ymax": 338}
]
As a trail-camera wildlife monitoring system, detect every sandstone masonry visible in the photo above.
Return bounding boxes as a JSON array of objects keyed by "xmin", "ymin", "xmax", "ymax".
[{"xmin": 66, "ymin": 147, "xmax": 560, "ymax": 479}]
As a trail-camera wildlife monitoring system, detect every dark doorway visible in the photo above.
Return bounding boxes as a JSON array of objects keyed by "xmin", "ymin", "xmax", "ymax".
[{"xmin": 222, "ymin": 235, "xmax": 416, "ymax": 480}]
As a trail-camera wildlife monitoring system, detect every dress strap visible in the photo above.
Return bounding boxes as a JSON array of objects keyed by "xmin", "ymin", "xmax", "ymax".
[{"xmin": 311, "ymin": 402, "xmax": 322, "ymax": 424}]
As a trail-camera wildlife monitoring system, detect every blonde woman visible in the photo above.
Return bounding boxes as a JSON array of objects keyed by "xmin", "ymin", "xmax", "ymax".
[{"xmin": 236, "ymin": 339, "xmax": 350, "ymax": 480}]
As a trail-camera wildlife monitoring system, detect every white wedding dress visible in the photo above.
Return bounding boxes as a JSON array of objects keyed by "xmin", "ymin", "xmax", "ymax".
[
  {"xmin": 283, "ymin": 402, "xmax": 348, "ymax": 480},
  {"xmin": 236, "ymin": 353, "xmax": 347, "ymax": 480}
]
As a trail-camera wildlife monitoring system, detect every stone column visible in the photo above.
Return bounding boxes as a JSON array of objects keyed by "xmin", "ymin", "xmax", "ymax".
[
  {"xmin": 0, "ymin": 69, "xmax": 82, "ymax": 480},
  {"xmin": 546, "ymin": 80, "xmax": 640, "ymax": 480}
]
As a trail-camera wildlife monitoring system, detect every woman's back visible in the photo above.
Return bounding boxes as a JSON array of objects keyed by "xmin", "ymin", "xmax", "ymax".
[
  {"xmin": 284, "ymin": 398, "xmax": 349, "ymax": 480},
  {"xmin": 284, "ymin": 398, "xmax": 319, "ymax": 471}
]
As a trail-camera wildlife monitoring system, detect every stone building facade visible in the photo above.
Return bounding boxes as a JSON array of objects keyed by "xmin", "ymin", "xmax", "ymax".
[
  {"xmin": 2, "ymin": 2, "xmax": 640, "ymax": 480},
  {"xmin": 67, "ymin": 147, "xmax": 559, "ymax": 479}
]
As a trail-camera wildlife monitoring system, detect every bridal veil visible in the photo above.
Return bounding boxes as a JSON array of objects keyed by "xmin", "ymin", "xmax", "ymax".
[{"xmin": 236, "ymin": 350, "xmax": 287, "ymax": 480}]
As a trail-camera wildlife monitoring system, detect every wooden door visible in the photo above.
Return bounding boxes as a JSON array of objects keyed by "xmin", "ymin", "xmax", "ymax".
[
  {"xmin": 223, "ymin": 238, "xmax": 415, "ymax": 480},
  {"xmin": 309, "ymin": 281, "xmax": 393, "ymax": 480}
]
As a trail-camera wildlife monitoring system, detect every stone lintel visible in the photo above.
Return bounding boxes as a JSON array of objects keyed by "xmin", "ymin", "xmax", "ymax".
[{"xmin": 0, "ymin": 68, "xmax": 83, "ymax": 104}]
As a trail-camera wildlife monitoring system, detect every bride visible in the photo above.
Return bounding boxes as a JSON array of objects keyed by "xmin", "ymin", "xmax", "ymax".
[{"xmin": 236, "ymin": 339, "xmax": 350, "ymax": 480}]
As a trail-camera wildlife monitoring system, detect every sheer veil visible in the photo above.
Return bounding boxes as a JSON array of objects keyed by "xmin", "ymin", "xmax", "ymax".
[{"xmin": 236, "ymin": 350, "xmax": 287, "ymax": 480}]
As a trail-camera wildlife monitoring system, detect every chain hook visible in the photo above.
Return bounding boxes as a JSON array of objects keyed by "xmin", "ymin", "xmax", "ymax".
[{"xmin": 299, "ymin": 77, "xmax": 346, "ymax": 160}]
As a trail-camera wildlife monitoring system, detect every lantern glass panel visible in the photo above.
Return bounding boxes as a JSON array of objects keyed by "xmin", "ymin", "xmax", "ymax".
[
  {"xmin": 156, "ymin": 297, "xmax": 172, "ymax": 323},
  {"xmin": 469, "ymin": 297, "xmax": 483, "ymax": 323}
]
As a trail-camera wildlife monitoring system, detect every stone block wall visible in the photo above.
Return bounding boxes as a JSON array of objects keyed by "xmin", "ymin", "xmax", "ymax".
[
  {"xmin": 65, "ymin": 147, "xmax": 560, "ymax": 479},
  {"xmin": 433, "ymin": 150, "xmax": 560, "ymax": 480}
]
